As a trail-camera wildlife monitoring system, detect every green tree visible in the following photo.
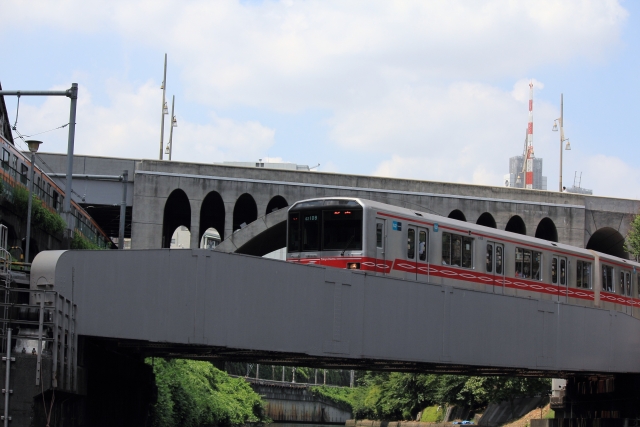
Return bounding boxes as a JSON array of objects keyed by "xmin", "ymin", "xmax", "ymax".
[
  {"xmin": 148, "ymin": 358, "xmax": 267, "ymax": 427},
  {"xmin": 625, "ymin": 214, "xmax": 640, "ymax": 261},
  {"xmin": 12, "ymin": 186, "xmax": 66, "ymax": 235},
  {"xmin": 349, "ymin": 372, "xmax": 550, "ymax": 421}
]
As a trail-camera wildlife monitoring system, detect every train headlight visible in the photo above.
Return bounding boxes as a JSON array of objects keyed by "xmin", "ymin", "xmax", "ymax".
[{"xmin": 347, "ymin": 263, "xmax": 360, "ymax": 270}]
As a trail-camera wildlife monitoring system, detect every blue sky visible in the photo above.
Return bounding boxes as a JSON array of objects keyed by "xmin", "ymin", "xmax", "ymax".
[{"xmin": 2, "ymin": 0, "xmax": 639, "ymax": 198}]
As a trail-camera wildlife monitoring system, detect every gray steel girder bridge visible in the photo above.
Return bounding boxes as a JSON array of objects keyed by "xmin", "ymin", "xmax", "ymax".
[{"xmin": 31, "ymin": 248, "xmax": 640, "ymax": 376}]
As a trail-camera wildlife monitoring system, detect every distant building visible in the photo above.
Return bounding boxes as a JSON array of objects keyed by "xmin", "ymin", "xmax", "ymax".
[
  {"xmin": 221, "ymin": 160, "xmax": 312, "ymax": 171},
  {"xmin": 565, "ymin": 186, "xmax": 593, "ymax": 195},
  {"xmin": 170, "ymin": 225, "xmax": 191, "ymax": 248},
  {"xmin": 504, "ymin": 156, "xmax": 547, "ymax": 190}
]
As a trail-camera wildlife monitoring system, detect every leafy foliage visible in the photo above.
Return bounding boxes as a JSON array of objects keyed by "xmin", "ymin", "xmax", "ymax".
[
  {"xmin": 310, "ymin": 385, "xmax": 355, "ymax": 410},
  {"xmin": 350, "ymin": 372, "xmax": 551, "ymax": 421},
  {"xmin": 12, "ymin": 185, "xmax": 65, "ymax": 235},
  {"xmin": 420, "ymin": 405, "xmax": 445, "ymax": 422},
  {"xmin": 70, "ymin": 233, "xmax": 101, "ymax": 250},
  {"xmin": 148, "ymin": 358, "xmax": 267, "ymax": 427},
  {"xmin": 625, "ymin": 214, "xmax": 640, "ymax": 260}
]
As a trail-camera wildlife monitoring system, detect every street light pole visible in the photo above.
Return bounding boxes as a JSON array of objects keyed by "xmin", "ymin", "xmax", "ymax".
[
  {"xmin": 553, "ymin": 94, "xmax": 572, "ymax": 192},
  {"xmin": 159, "ymin": 54, "xmax": 168, "ymax": 160},
  {"xmin": 25, "ymin": 140, "xmax": 43, "ymax": 263},
  {"xmin": 559, "ymin": 94, "xmax": 564, "ymax": 192},
  {"xmin": 0, "ymin": 84, "xmax": 79, "ymax": 248},
  {"xmin": 167, "ymin": 95, "xmax": 175, "ymax": 161}
]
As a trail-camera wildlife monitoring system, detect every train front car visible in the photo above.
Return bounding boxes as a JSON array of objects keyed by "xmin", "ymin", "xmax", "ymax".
[{"xmin": 286, "ymin": 198, "xmax": 369, "ymax": 270}]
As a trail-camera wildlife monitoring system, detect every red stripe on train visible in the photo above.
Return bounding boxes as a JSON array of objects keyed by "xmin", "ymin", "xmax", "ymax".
[{"xmin": 286, "ymin": 257, "xmax": 639, "ymax": 308}]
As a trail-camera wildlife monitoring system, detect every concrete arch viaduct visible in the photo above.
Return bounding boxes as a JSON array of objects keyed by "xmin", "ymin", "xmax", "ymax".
[{"xmin": 37, "ymin": 153, "xmax": 640, "ymax": 258}]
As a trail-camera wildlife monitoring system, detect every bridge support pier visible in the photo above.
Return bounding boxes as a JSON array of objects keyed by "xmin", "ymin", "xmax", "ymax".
[
  {"xmin": 1, "ymin": 338, "xmax": 155, "ymax": 427},
  {"xmin": 535, "ymin": 374, "xmax": 640, "ymax": 427}
]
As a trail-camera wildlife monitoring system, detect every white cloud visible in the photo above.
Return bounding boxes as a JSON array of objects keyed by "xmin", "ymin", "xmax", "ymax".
[
  {"xmin": 3, "ymin": 0, "xmax": 628, "ymax": 112},
  {"xmin": 580, "ymin": 155, "xmax": 640, "ymax": 199},
  {"xmin": 337, "ymin": 80, "xmax": 558, "ymax": 186},
  {"xmin": 11, "ymin": 81, "xmax": 275, "ymax": 164},
  {"xmin": 3, "ymin": 0, "xmax": 636, "ymax": 199}
]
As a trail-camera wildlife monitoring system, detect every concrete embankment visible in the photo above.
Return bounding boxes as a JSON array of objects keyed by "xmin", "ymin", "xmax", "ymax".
[{"xmin": 346, "ymin": 420, "xmax": 451, "ymax": 427}]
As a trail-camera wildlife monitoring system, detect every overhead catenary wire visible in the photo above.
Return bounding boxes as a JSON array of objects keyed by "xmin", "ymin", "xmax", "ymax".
[{"xmin": 10, "ymin": 126, "xmax": 86, "ymax": 200}]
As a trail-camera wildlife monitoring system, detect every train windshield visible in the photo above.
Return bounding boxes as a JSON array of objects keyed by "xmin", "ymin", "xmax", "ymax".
[
  {"xmin": 288, "ymin": 201, "xmax": 363, "ymax": 253},
  {"xmin": 322, "ymin": 209, "xmax": 362, "ymax": 251}
]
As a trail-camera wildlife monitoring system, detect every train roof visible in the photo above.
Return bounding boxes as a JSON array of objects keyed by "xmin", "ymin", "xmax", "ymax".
[{"xmin": 290, "ymin": 196, "xmax": 640, "ymax": 268}]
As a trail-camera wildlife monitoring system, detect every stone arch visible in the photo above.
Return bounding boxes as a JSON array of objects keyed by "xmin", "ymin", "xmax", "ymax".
[
  {"xmin": 476, "ymin": 212, "xmax": 497, "ymax": 228},
  {"xmin": 199, "ymin": 191, "xmax": 225, "ymax": 243},
  {"xmin": 448, "ymin": 209, "xmax": 466, "ymax": 222},
  {"xmin": 587, "ymin": 227, "xmax": 628, "ymax": 258},
  {"xmin": 162, "ymin": 189, "xmax": 191, "ymax": 248},
  {"xmin": 266, "ymin": 195, "xmax": 288, "ymax": 216},
  {"xmin": 505, "ymin": 215, "xmax": 526, "ymax": 235},
  {"xmin": 233, "ymin": 193, "xmax": 258, "ymax": 232},
  {"xmin": 535, "ymin": 217, "xmax": 558, "ymax": 242}
]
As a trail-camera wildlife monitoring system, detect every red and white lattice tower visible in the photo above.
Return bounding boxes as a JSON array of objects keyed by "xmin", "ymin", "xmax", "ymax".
[{"xmin": 524, "ymin": 81, "xmax": 535, "ymax": 189}]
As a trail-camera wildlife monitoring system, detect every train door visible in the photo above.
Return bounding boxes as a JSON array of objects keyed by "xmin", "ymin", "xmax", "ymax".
[
  {"xmin": 406, "ymin": 226, "xmax": 418, "ymax": 281},
  {"xmin": 552, "ymin": 256, "xmax": 568, "ymax": 302},
  {"xmin": 416, "ymin": 227, "xmax": 429, "ymax": 282},
  {"xmin": 375, "ymin": 219, "xmax": 387, "ymax": 275},
  {"xmin": 486, "ymin": 242, "xmax": 504, "ymax": 294},
  {"xmin": 619, "ymin": 270, "xmax": 632, "ymax": 315}
]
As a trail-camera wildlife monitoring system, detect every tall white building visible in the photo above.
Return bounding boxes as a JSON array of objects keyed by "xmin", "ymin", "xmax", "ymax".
[{"xmin": 504, "ymin": 156, "xmax": 547, "ymax": 190}]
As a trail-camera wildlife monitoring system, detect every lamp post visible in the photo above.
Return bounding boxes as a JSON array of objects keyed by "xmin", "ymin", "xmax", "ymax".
[
  {"xmin": 552, "ymin": 93, "xmax": 572, "ymax": 192},
  {"xmin": 159, "ymin": 53, "xmax": 168, "ymax": 160},
  {"xmin": 25, "ymin": 140, "xmax": 43, "ymax": 263},
  {"xmin": 165, "ymin": 95, "xmax": 178, "ymax": 160}
]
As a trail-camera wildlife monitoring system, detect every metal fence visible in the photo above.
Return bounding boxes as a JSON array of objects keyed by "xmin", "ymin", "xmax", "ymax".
[{"xmin": 0, "ymin": 282, "xmax": 78, "ymax": 392}]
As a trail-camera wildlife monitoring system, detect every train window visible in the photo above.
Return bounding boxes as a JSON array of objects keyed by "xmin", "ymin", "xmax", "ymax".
[
  {"xmin": 515, "ymin": 248, "xmax": 523, "ymax": 277},
  {"xmin": 495, "ymin": 246, "xmax": 503, "ymax": 274},
  {"xmin": 532, "ymin": 251, "xmax": 541, "ymax": 281},
  {"xmin": 322, "ymin": 209, "xmax": 362, "ymax": 251},
  {"xmin": 20, "ymin": 163, "xmax": 28, "ymax": 175},
  {"xmin": 551, "ymin": 259, "xmax": 557, "ymax": 284},
  {"xmin": 451, "ymin": 235, "xmax": 461, "ymax": 266},
  {"xmin": 442, "ymin": 232, "xmax": 473, "ymax": 268},
  {"xmin": 1, "ymin": 149, "xmax": 8, "ymax": 163},
  {"xmin": 516, "ymin": 247, "xmax": 542, "ymax": 280},
  {"xmin": 302, "ymin": 211, "xmax": 320, "ymax": 251},
  {"xmin": 602, "ymin": 265, "xmax": 614, "ymax": 292},
  {"xmin": 442, "ymin": 233, "xmax": 451, "ymax": 265},
  {"xmin": 486, "ymin": 244, "xmax": 493, "ymax": 273},
  {"xmin": 418, "ymin": 230, "xmax": 427, "ymax": 261},
  {"xmin": 560, "ymin": 259, "xmax": 566, "ymax": 286},
  {"xmin": 407, "ymin": 229, "xmax": 415, "ymax": 259},
  {"xmin": 620, "ymin": 271, "xmax": 626, "ymax": 295},
  {"xmin": 376, "ymin": 223, "xmax": 383, "ymax": 248},
  {"xmin": 288, "ymin": 213, "xmax": 300, "ymax": 252},
  {"xmin": 626, "ymin": 272, "xmax": 631, "ymax": 297},
  {"xmin": 523, "ymin": 250, "xmax": 532, "ymax": 278},
  {"xmin": 462, "ymin": 236, "xmax": 473, "ymax": 268},
  {"xmin": 576, "ymin": 260, "xmax": 592, "ymax": 289}
]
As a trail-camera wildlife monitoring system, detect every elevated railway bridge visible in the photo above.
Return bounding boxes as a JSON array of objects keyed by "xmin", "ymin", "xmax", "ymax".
[
  {"xmin": 2, "ymin": 248, "xmax": 640, "ymax": 425},
  {"xmin": 36, "ymin": 153, "xmax": 639, "ymax": 259}
]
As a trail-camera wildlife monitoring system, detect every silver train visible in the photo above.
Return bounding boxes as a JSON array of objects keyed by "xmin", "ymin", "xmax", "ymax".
[{"xmin": 286, "ymin": 197, "xmax": 640, "ymax": 316}]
